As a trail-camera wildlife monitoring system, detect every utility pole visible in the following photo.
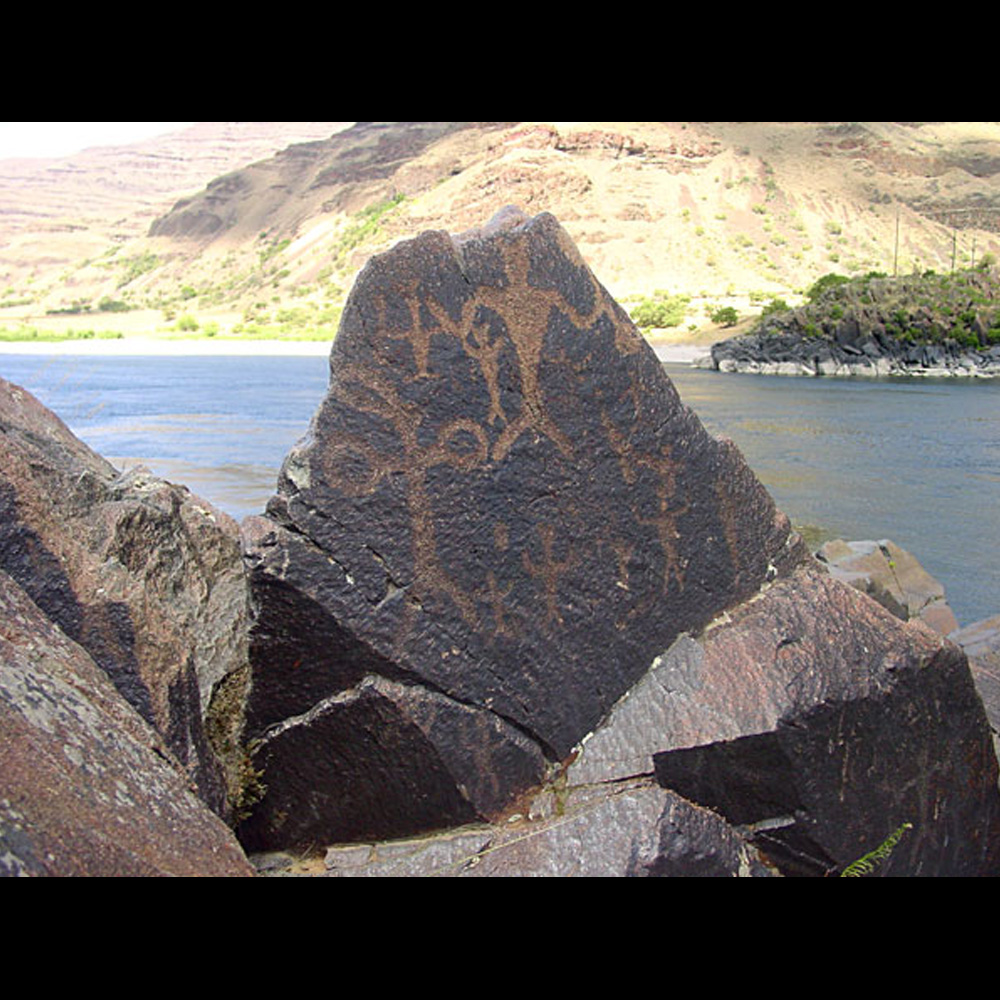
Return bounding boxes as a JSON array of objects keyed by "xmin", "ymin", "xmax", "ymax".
[{"xmin": 893, "ymin": 208, "xmax": 900, "ymax": 277}]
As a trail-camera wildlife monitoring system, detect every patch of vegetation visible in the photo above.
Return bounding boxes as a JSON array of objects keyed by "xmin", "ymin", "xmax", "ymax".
[
  {"xmin": 711, "ymin": 306, "xmax": 739, "ymax": 326},
  {"xmin": 753, "ymin": 266, "xmax": 1000, "ymax": 349},
  {"xmin": 47, "ymin": 298, "xmax": 93, "ymax": 315},
  {"xmin": 628, "ymin": 290, "xmax": 691, "ymax": 329},
  {"xmin": 0, "ymin": 326, "xmax": 123, "ymax": 342},
  {"xmin": 259, "ymin": 238, "xmax": 291, "ymax": 267},
  {"xmin": 116, "ymin": 251, "xmax": 160, "ymax": 288},
  {"xmin": 98, "ymin": 297, "xmax": 131, "ymax": 313},
  {"xmin": 761, "ymin": 297, "xmax": 790, "ymax": 317},
  {"xmin": 841, "ymin": 822, "xmax": 912, "ymax": 877},
  {"xmin": 333, "ymin": 194, "xmax": 407, "ymax": 261},
  {"xmin": 806, "ymin": 272, "xmax": 851, "ymax": 302}
]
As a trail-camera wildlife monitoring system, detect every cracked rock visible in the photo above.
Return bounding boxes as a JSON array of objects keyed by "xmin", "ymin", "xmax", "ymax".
[
  {"xmin": 571, "ymin": 565, "xmax": 1000, "ymax": 876},
  {"xmin": 241, "ymin": 207, "xmax": 803, "ymax": 849}
]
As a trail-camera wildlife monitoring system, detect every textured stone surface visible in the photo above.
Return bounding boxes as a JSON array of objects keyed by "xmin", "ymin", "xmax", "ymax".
[
  {"xmin": 288, "ymin": 780, "xmax": 775, "ymax": 877},
  {"xmin": 816, "ymin": 538, "xmax": 958, "ymax": 634},
  {"xmin": 954, "ymin": 614, "xmax": 1000, "ymax": 756},
  {"xmin": 577, "ymin": 565, "xmax": 1000, "ymax": 876},
  {"xmin": 0, "ymin": 570, "xmax": 252, "ymax": 877},
  {"xmin": 243, "ymin": 207, "xmax": 803, "ymax": 848},
  {"xmin": 0, "ymin": 377, "xmax": 250, "ymax": 817}
]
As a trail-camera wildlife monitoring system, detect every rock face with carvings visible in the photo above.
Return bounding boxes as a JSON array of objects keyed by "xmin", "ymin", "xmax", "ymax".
[{"xmin": 240, "ymin": 208, "xmax": 804, "ymax": 850}]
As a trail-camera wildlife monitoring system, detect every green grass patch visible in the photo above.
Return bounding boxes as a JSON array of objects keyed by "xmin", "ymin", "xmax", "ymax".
[
  {"xmin": 0, "ymin": 326, "xmax": 124, "ymax": 342},
  {"xmin": 333, "ymin": 194, "xmax": 407, "ymax": 260}
]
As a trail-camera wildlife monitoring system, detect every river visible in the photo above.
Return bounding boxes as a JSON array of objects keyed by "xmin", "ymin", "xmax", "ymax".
[{"xmin": 2, "ymin": 353, "xmax": 997, "ymax": 627}]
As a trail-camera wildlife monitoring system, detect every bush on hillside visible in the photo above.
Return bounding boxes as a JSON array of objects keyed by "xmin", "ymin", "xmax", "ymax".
[
  {"xmin": 711, "ymin": 306, "xmax": 739, "ymax": 327},
  {"xmin": 629, "ymin": 290, "xmax": 690, "ymax": 329}
]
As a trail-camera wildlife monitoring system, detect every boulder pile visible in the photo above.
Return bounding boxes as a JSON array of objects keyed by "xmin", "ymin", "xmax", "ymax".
[{"xmin": 4, "ymin": 207, "xmax": 1000, "ymax": 876}]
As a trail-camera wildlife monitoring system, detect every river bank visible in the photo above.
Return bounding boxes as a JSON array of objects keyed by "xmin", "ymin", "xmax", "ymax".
[
  {"xmin": 701, "ymin": 330, "xmax": 1000, "ymax": 378},
  {"xmin": 0, "ymin": 336, "xmax": 333, "ymax": 356}
]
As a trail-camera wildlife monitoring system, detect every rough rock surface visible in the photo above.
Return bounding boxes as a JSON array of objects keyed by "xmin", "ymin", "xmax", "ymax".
[
  {"xmin": 312, "ymin": 781, "xmax": 776, "ymax": 877},
  {"xmin": 584, "ymin": 565, "xmax": 1000, "ymax": 876},
  {"xmin": 241, "ymin": 207, "xmax": 803, "ymax": 850},
  {"xmin": 0, "ymin": 377, "xmax": 249, "ymax": 818},
  {"xmin": 703, "ymin": 331, "xmax": 1000, "ymax": 378},
  {"xmin": 0, "ymin": 570, "xmax": 252, "ymax": 876},
  {"xmin": 251, "ymin": 561, "xmax": 1000, "ymax": 877},
  {"xmin": 815, "ymin": 538, "xmax": 959, "ymax": 634},
  {"xmin": 953, "ymin": 615, "xmax": 1000, "ymax": 755}
]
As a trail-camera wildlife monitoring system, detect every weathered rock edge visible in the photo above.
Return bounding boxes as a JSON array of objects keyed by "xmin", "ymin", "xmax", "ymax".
[
  {"xmin": 240, "ymin": 207, "xmax": 804, "ymax": 850},
  {"xmin": 0, "ymin": 569, "xmax": 252, "ymax": 876},
  {"xmin": 0, "ymin": 376, "xmax": 250, "ymax": 820}
]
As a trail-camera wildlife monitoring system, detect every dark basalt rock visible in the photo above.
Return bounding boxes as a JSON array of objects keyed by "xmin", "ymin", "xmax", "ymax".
[
  {"xmin": 0, "ymin": 570, "xmax": 252, "ymax": 877},
  {"xmin": 630, "ymin": 567, "xmax": 1000, "ymax": 876},
  {"xmin": 243, "ymin": 207, "xmax": 804, "ymax": 849},
  {"xmin": 0, "ymin": 377, "xmax": 250, "ymax": 818}
]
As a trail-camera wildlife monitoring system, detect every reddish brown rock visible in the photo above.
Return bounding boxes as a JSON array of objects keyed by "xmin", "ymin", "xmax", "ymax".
[
  {"xmin": 0, "ymin": 377, "xmax": 249, "ymax": 817},
  {"xmin": 242, "ymin": 207, "xmax": 804, "ymax": 849},
  {"xmin": 0, "ymin": 570, "xmax": 252, "ymax": 877},
  {"xmin": 569, "ymin": 565, "xmax": 1000, "ymax": 876}
]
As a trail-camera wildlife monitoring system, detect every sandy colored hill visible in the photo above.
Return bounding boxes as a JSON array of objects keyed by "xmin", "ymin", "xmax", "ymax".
[{"xmin": 3, "ymin": 122, "xmax": 1000, "ymax": 341}]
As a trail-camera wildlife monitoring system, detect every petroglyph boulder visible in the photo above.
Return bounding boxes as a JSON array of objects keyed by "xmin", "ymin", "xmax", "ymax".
[{"xmin": 241, "ymin": 208, "xmax": 804, "ymax": 849}]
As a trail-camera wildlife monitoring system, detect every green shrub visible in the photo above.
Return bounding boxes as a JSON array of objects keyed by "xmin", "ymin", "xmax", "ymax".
[
  {"xmin": 116, "ymin": 251, "xmax": 159, "ymax": 288},
  {"xmin": 176, "ymin": 314, "xmax": 199, "ymax": 332},
  {"xmin": 711, "ymin": 306, "xmax": 739, "ymax": 326},
  {"xmin": 629, "ymin": 290, "xmax": 690, "ymax": 329},
  {"xmin": 761, "ymin": 298, "xmax": 790, "ymax": 317},
  {"xmin": 806, "ymin": 272, "xmax": 850, "ymax": 302},
  {"xmin": 98, "ymin": 297, "xmax": 130, "ymax": 312}
]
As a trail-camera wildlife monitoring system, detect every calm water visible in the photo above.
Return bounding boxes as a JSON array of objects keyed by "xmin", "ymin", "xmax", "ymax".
[{"xmin": 2, "ymin": 353, "xmax": 997, "ymax": 626}]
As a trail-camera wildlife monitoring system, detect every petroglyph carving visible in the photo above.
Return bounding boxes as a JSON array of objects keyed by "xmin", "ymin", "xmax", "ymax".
[{"xmin": 242, "ymin": 208, "xmax": 800, "ymax": 848}]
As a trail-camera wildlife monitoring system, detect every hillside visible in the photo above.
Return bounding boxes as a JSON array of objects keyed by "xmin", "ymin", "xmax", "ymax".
[{"xmin": 4, "ymin": 122, "xmax": 1000, "ymax": 343}]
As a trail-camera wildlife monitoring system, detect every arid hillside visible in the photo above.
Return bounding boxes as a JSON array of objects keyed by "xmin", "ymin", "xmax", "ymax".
[{"xmin": 3, "ymin": 122, "xmax": 1000, "ymax": 341}]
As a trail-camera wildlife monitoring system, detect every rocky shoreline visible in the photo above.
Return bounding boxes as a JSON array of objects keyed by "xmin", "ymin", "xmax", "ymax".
[{"xmin": 699, "ymin": 329, "xmax": 1000, "ymax": 378}]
